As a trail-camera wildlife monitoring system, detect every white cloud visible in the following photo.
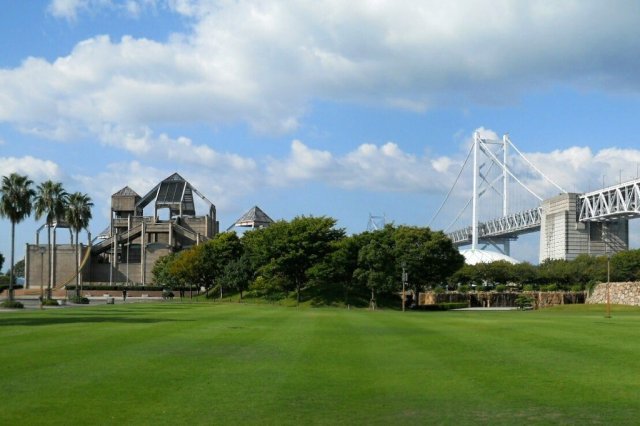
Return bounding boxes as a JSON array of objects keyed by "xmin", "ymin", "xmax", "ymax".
[
  {"xmin": 48, "ymin": 0, "xmax": 159, "ymax": 20},
  {"xmin": 48, "ymin": 0, "xmax": 88, "ymax": 21},
  {"xmin": 96, "ymin": 124, "xmax": 257, "ymax": 172},
  {"xmin": 0, "ymin": 156, "xmax": 63, "ymax": 183},
  {"xmin": 521, "ymin": 146, "xmax": 640, "ymax": 195},
  {"xmin": 10, "ymin": 0, "xmax": 640, "ymax": 145},
  {"xmin": 268, "ymin": 140, "xmax": 333, "ymax": 181},
  {"xmin": 75, "ymin": 155, "xmax": 260, "ymax": 223},
  {"xmin": 267, "ymin": 139, "xmax": 456, "ymax": 193},
  {"xmin": 265, "ymin": 129, "xmax": 640, "ymax": 234}
]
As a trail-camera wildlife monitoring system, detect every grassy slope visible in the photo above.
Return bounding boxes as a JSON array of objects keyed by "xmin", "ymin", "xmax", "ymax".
[{"xmin": 1, "ymin": 303, "xmax": 639, "ymax": 425}]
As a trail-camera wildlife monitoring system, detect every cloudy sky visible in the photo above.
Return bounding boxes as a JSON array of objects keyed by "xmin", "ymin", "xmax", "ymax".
[{"xmin": 2, "ymin": 0, "xmax": 640, "ymax": 265}]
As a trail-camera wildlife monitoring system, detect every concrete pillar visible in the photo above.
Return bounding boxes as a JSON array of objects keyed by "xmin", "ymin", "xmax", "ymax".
[
  {"xmin": 539, "ymin": 193, "xmax": 629, "ymax": 262},
  {"xmin": 24, "ymin": 243, "xmax": 30, "ymax": 289},
  {"xmin": 141, "ymin": 220, "xmax": 146, "ymax": 286},
  {"xmin": 51, "ymin": 227, "xmax": 57, "ymax": 290}
]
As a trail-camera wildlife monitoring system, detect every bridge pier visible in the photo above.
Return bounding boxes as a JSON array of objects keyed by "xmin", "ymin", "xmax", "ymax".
[{"xmin": 539, "ymin": 193, "xmax": 628, "ymax": 262}]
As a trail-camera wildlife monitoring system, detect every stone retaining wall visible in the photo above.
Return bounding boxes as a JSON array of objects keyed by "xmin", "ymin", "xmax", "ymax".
[
  {"xmin": 586, "ymin": 282, "xmax": 640, "ymax": 306},
  {"xmin": 419, "ymin": 291, "xmax": 584, "ymax": 309}
]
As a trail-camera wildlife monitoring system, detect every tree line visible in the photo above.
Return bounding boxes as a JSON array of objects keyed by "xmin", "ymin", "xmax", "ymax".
[
  {"xmin": 451, "ymin": 250, "xmax": 640, "ymax": 292},
  {"xmin": 153, "ymin": 215, "xmax": 640, "ymax": 306},
  {"xmin": 0, "ymin": 173, "xmax": 93, "ymax": 305},
  {"xmin": 152, "ymin": 217, "xmax": 465, "ymax": 307}
]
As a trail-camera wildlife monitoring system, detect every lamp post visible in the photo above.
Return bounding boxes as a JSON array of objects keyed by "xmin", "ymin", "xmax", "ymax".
[
  {"xmin": 39, "ymin": 246, "xmax": 46, "ymax": 309},
  {"xmin": 401, "ymin": 262, "xmax": 408, "ymax": 312},
  {"xmin": 606, "ymin": 253, "xmax": 611, "ymax": 319}
]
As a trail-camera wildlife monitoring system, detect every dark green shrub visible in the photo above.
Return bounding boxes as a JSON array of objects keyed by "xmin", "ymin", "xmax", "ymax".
[
  {"xmin": 162, "ymin": 289, "xmax": 174, "ymax": 300},
  {"xmin": 570, "ymin": 284, "xmax": 584, "ymax": 292},
  {"xmin": 523, "ymin": 284, "xmax": 535, "ymax": 292},
  {"xmin": 69, "ymin": 296, "xmax": 90, "ymax": 304},
  {"xmin": 515, "ymin": 295, "xmax": 534, "ymax": 310},
  {"xmin": 205, "ymin": 284, "xmax": 221, "ymax": 299},
  {"xmin": 542, "ymin": 284, "xmax": 558, "ymax": 292},
  {"xmin": 458, "ymin": 284, "xmax": 469, "ymax": 293},
  {"xmin": 66, "ymin": 284, "xmax": 166, "ymax": 291},
  {"xmin": 265, "ymin": 291, "xmax": 287, "ymax": 302},
  {"xmin": 419, "ymin": 302, "xmax": 468, "ymax": 311},
  {"xmin": 495, "ymin": 284, "xmax": 506, "ymax": 293},
  {"xmin": 1, "ymin": 300, "xmax": 24, "ymax": 309},
  {"xmin": 42, "ymin": 299, "xmax": 59, "ymax": 306}
]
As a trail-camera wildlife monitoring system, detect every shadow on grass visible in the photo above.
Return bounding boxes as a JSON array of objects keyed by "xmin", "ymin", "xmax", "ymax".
[
  {"xmin": 0, "ymin": 315, "xmax": 192, "ymax": 327},
  {"xmin": 302, "ymin": 286, "xmax": 402, "ymax": 310}
]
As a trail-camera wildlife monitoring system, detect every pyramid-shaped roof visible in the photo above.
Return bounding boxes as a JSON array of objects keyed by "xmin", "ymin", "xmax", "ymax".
[
  {"xmin": 112, "ymin": 186, "xmax": 139, "ymax": 197},
  {"xmin": 136, "ymin": 173, "xmax": 212, "ymax": 217},
  {"xmin": 228, "ymin": 206, "xmax": 274, "ymax": 230}
]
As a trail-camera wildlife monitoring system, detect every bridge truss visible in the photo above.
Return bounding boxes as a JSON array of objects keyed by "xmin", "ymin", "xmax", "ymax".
[
  {"xmin": 439, "ymin": 132, "xmax": 565, "ymax": 252},
  {"xmin": 579, "ymin": 178, "xmax": 640, "ymax": 222},
  {"xmin": 448, "ymin": 206, "xmax": 542, "ymax": 245}
]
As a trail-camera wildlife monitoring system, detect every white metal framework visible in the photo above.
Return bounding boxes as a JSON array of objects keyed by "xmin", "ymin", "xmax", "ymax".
[
  {"xmin": 579, "ymin": 178, "xmax": 640, "ymax": 222},
  {"xmin": 448, "ymin": 206, "xmax": 542, "ymax": 245},
  {"xmin": 448, "ymin": 132, "xmax": 563, "ymax": 250}
]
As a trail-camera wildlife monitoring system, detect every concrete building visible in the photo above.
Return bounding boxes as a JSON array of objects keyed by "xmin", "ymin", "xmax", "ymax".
[
  {"xmin": 25, "ymin": 173, "xmax": 219, "ymax": 289},
  {"xmin": 539, "ymin": 193, "xmax": 628, "ymax": 261}
]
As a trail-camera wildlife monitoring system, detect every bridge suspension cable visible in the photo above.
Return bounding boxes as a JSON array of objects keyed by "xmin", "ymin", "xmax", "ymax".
[
  {"xmin": 432, "ymin": 130, "xmax": 567, "ymax": 254},
  {"xmin": 505, "ymin": 136, "xmax": 567, "ymax": 194},
  {"xmin": 428, "ymin": 143, "xmax": 473, "ymax": 227},
  {"xmin": 478, "ymin": 138, "xmax": 543, "ymax": 202}
]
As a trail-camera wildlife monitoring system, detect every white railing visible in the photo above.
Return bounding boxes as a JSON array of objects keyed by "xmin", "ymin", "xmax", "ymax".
[
  {"xmin": 448, "ymin": 207, "xmax": 542, "ymax": 245},
  {"xmin": 579, "ymin": 178, "xmax": 640, "ymax": 221}
]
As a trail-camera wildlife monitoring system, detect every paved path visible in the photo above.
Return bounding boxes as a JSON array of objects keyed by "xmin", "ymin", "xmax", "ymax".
[
  {"xmin": 454, "ymin": 307, "xmax": 519, "ymax": 311},
  {"xmin": 0, "ymin": 297, "xmax": 165, "ymax": 311}
]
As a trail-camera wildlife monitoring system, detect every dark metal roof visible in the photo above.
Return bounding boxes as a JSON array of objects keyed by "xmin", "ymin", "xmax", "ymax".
[
  {"xmin": 227, "ymin": 206, "xmax": 274, "ymax": 230},
  {"xmin": 136, "ymin": 173, "xmax": 212, "ymax": 217}
]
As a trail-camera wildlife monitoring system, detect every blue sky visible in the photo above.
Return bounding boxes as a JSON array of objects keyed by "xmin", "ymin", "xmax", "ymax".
[{"xmin": 2, "ymin": 0, "xmax": 640, "ymax": 266}]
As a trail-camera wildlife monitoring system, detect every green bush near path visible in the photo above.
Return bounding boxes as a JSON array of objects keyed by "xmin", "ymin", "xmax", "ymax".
[{"xmin": 1, "ymin": 303, "xmax": 639, "ymax": 425}]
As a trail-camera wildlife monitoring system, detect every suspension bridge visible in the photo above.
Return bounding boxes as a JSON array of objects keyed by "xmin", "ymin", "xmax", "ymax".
[{"xmin": 432, "ymin": 132, "xmax": 640, "ymax": 262}]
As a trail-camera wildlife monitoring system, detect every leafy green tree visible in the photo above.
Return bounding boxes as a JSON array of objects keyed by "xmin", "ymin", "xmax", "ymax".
[
  {"xmin": 6, "ymin": 258, "xmax": 24, "ymax": 279},
  {"xmin": 307, "ymin": 235, "xmax": 362, "ymax": 305},
  {"xmin": 510, "ymin": 262, "xmax": 538, "ymax": 288},
  {"xmin": 449, "ymin": 263, "xmax": 481, "ymax": 288},
  {"xmin": 538, "ymin": 259, "xmax": 573, "ymax": 289},
  {"xmin": 34, "ymin": 180, "xmax": 68, "ymax": 299},
  {"xmin": 611, "ymin": 249, "xmax": 640, "ymax": 282},
  {"xmin": 354, "ymin": 225, "xmax": 397, "ymax": 309},
  {"xmin": 65, "ymin": 192, "xmax": 93, "ymax": 298},
  {"xmin": 152, "ymin": 253, "xmax": 180, "ymax": 288},
  {"xmin": 170, "ymin": 247, "xmax": 203, "ymax": 298},
  {"xmin": 481, "ymin": 261, "xmax": 515, "ymax": 286},
  {"xmin": 394, "ymin": 226, "xmax": 464, "ymax": 296},
  {"xmin": 201, "ymin": 232, "xmax": 243, "ymax": 297},
  {"xmin": 0, "ymin": 173, "xmax": 36, "ymax": 301},
  {"xmin": 244, "ymin": 216, "xmax": 345, "ymax": 306},
  {"xmin": 13, "ymin": 258, "xmax": 24, "ymax": 277},
  {"xmin": 567, "ymin": 254, "xmax": 605, "ymax": 287},
  {"xmin": 218, "ymin": 254, "xmax": 253, "ymax": 299}
]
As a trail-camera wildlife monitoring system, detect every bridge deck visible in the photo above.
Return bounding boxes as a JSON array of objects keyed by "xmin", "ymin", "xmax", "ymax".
[
  {"xmin": 448, "ymin": 207, "xmax": 542, "ymax": 245},
  {"xmin": 579, "ymin": 178, "xmax": 640, "ymax": 222}
]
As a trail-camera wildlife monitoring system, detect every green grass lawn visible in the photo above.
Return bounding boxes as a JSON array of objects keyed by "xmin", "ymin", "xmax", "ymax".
[{"xmin": 1, "ymin": 302, "xmax": 639, "ymax": 425}]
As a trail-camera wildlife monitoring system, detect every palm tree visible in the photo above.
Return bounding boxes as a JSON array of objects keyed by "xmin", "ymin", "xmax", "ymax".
[
  {"xmin": 0, "ymin": 173, "xmax": 35, "ymax": 302},
  {"xmin": 34, "ymin": 181, "xmax": 68, "ymax": 299},
  {"xmin": 65, "ymin": 192, "xmax": 93, "ymax": 298}
]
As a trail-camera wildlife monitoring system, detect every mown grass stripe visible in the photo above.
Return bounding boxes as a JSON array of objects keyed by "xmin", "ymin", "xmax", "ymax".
[{"xmin": 1, "ymin": 303, "xmax": 639, "ymax": 425}]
